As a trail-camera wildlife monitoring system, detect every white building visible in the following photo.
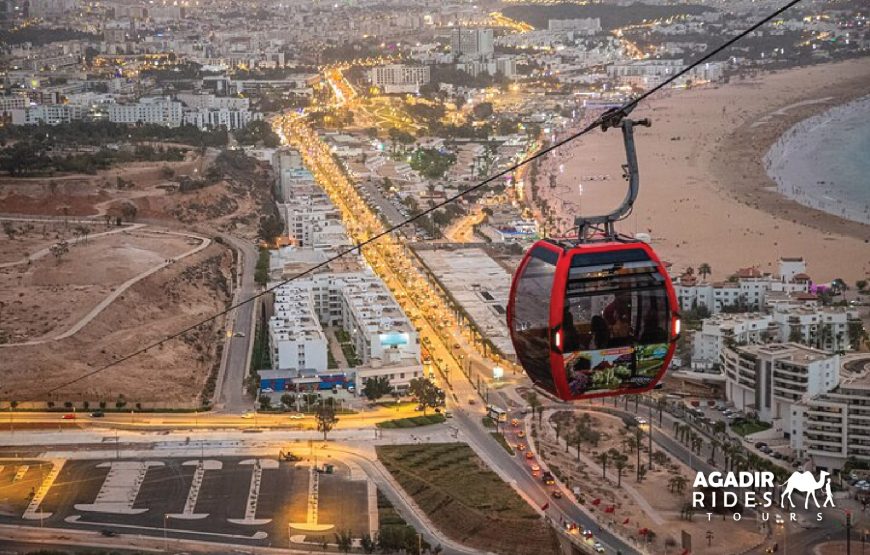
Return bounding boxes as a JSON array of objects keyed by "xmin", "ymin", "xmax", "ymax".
[
  {"xmin": 269, "ymin": 282, "xmax": 330, "ymax": 372},
  {"xmin": 722, "ymin": 343, "xmax": 839, "ymax": 438},
  {"xmin": 674, "ymin": 258, "xmax": 811, "ymax": 313},
  {"xmin": 607, "ymin": 59, "xmax": 724, "ymax": 87},
  {"xmin": 107, "ymin": 97, "xmax": 183, "ymax": 127},
  {"xmin": 795, "ymin": 355, "xmax": 870, "ymax": 471},
  {"xmin": 692, "ymin": 313, "xmax": 775, "ymax": 371},
  {"xmin": 770, "ymin": 305, "xmax": 861, "ymax": 353},
  {"xmin": 11, "ymin": 104, "xmax": 85, "ymax": 125},
  {"xmin": 269, "ymin": 270, "xmax": 420, "ymax": 384},
  {"xmin": 370, "ymin": 64, "xmax": 430, "ymax": 94},
  {"xmin": 451, "ymin": 28, "xmax": 494, "ymax": 60}
]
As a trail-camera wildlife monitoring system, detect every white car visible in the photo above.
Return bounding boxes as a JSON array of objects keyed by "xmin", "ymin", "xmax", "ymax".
[
  {"xmin": 241, "ymin": 412, "xmax": 254, "ymax": 419},
  {"xmin": 289, "ymin": 413, "xmax": 305, "ymax": 420},
  {"xmin": 593, "ymin": 543, "xmax": 605, "ymax": 553},
  {"xmin": 774, "ymin": 514, "xmax": 785, "ymax": 525}
]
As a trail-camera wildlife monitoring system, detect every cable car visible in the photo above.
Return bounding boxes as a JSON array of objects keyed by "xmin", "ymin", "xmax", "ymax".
[{"xmin": 507, "ymin": 113, "xmax": 680, "ymax": 401}]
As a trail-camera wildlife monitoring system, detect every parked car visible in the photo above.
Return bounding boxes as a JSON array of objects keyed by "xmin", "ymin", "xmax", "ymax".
[
  {"xmin": 755, "ymin": 442, "xmax": 768, "ymax": 449},
  {"xmin": 62, "ymin": 413, "xmax": 76, "ymax": 420},
  {"xmin": 551, "ymin": 490, "xmax": 563, "ymax": 499},
  {"xmin": 593, "ymin": 543, "xmax": 606, "ymax": 553},
  {"xmin": 516, "ymin": 443, "xmax": 527, "ymax": 452},
  {"xmin": 90, "ymin": 411, "xmax": 105, "ymax": 418}
]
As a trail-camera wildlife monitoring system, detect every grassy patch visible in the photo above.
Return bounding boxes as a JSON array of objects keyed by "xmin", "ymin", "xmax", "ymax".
[
  {"xmin": 491, "ymin": 432, "xmax": 515, "ymax": 456},
  {"xmin": 377, "ymin": 414, "xmax": 445, "ymax": 429},
  {"xmin": 482, "ymin": 416, "xmax": 496, "ymax": 428},
  {"xmin": 376, "ymin": 443, "xmax": 559, "ymax": 555},
  {"xmin": 731, "ymin": 420, "xmax": 772, "ymax": 437},
  {"xmin": 377, "ymin": 489, "xmax": 407, "ymax": 527}
]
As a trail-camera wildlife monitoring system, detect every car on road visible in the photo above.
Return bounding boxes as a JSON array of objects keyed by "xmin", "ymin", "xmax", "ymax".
[
  {"xmin": 542, "ymin": 472, "xmax": 555, "ymax": 485},
  {"xmin": 288, "ymin": 413, "xmax": 305, "ymax": 420},
  {"xmin": 516, "ymin": 430, "xmax": 526, "ymax": 438},
  {"xmin": 516, "ymin": 443, "xmax": 527, "ymax": 452},
  {"xmin": 90, "ymin": 411, "xmax": 105, "ymax": 418},
  {"xmin": 62, "ymin": 413, "xmax": 76, "ymax": 420},
  {"xmin": 233, "ymin": 332, "xmax": 246, "ymax": 337},
  {"xmin": 774, "ymin": 514, "xmax": 785, "ymax": 526},
  {"xmin": 241, "ymin": 411, "xmax": 254, "ymax": 419},
  {"xmin": 551, "ymin": 489, "xmax": 562, "ymax": 499},
  {"xmin": 100, "ymin": 529, "xmax": 117, "ymax": 537},
  {"xmin": 593, "ymin": 542, "xmax": 605, "ymax": 553},
  {"xmin": 531, "ymin": 464, "xmax": 541, "ymax": 472},
  {"xmin": 511, "ymin": 418, "xmax": 519, "ymax": 427},
  {"xmin": 755, "ymin": 442, "xmax": 768, "ymax": 449},
  {"xmin": 525, "ymin": 451, "xmax": 535, "ymax": 460}
]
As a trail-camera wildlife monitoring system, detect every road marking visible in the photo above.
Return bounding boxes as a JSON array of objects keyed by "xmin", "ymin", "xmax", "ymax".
[
  {"xmin": 75, "ymin": 460, "xmax": 164, "ymax": 514},
  {"xmin": 167, "ymin": 460, "xmax": 222, "ymax": 520},
  {"xmin": 227, "ymin": 458, "xmax": 277, "ymax": 525},
  {"xmin": 289, "ymin": 465, "xmax": 334, "ymax": 536},
  {"xmin": 13, "ymin": 465, "xmax": 29, "ymax": 482},
  {"xmin": 64, "ymin": 515, "xmax": 268, "ymax": 540},
  {"xmin": 23, "ymin": 459, "xmax": 65, "ymax": 520}
]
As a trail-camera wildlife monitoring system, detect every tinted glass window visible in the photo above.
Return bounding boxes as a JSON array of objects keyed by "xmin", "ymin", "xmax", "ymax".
[
  {"xmin": 511, "ymin": 247, "xmax": 558, "ymax": 394},
  {"xmin": 562, "ymin": 250, "xmax": 670, "ymax": 397}
]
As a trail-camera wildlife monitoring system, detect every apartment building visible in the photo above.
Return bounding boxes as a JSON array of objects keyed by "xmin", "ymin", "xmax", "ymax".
[
  {"xmin": 107, "ymin": 97, "xmax": 183, "ymax": 126},
  {"xmin": 369, "ymin": 64, "xmax": 430, "ymax": 94},
  {"xmin": 794, "ymin": 356, "xmax": 870, "ymax": 471},
  {"xmin": 721, "ymin": 342, "xmax": 839, "ymax": 437},
  {"xmin": 269, "ymin": 282, "xmax": 330, "ymax": 372}
]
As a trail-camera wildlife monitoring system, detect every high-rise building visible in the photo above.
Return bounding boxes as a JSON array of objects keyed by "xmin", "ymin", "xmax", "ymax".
[
  {"xmin": 451, "ymin": 28, "xmax": 494, "ymax": 61},
  {"xmin": 369, "ymin": 64, "xmax": 430, "ymax": 94}
]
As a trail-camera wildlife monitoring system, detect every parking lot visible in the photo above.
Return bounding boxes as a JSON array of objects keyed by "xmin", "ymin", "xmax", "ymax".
[{"xmin": 0, "ymin": 455, "xmax": 371, "ymax": 547}]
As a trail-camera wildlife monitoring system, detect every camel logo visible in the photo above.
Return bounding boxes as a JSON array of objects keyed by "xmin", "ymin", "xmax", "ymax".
[{"xmin": 780, "ymin": 470, "xmax": 835, "ymax": 510}]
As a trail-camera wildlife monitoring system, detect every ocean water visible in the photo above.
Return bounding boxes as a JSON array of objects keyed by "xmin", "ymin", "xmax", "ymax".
[{"xmin": 764, "ymin": 95, "xmax": 870, "ymax": 225}]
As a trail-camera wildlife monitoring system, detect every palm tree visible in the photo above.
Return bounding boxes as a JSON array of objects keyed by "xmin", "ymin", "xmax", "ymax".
[
  {"xmin": 698, "ymin": 263, "xmax": 712, "ymax": 280},
  {"xmin": 597, "ymin": 451, "xmax": 609, "ymax": 479},
  {"xmin": 669, "ymin": 475, "xmax": 688, "ymax": 495},
  {"xmin": 527, "ymin": 392, "xmax": 543, "ymax": 426},
  {"xmin": 656, "ymin": 396, "xmax": 667, "ymax": 425},
  {"xmin": 334, "ymin": 530, "xmax": 353, "ymax": 554},
  {"xmin": 613, "ymin": 452, "xmax": 628, "ymax": 486},
  {"xmin": 710, "ymin": 440, "xmax": 720, "ymax": 463}
]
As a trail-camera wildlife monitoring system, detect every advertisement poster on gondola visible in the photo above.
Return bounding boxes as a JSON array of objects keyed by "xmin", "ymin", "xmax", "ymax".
[{"xmin": 564, "ymin": 343, "xmax": 669, "ymax": 395}]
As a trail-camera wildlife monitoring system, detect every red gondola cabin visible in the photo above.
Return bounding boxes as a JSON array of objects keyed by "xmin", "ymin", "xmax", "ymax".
[{"xmin": 507, "ymin": 239, "xmax": 679, "ymax": 401}]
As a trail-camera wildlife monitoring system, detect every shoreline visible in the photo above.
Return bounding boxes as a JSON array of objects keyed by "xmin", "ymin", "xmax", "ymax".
[
  {"xmin": 706, "ymin": 60, "xmax": 870, "ymax": 248},
  {"xmin": 539, "ymin": 57, "xmax": 870, "ymax": 283},
  {"xmin": 763, "ymin": 95, "xmax": 870, "ymax": 226}
]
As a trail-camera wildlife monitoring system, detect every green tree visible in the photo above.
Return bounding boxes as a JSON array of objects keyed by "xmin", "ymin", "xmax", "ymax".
[
  {"xmin": 408, "ymin": 378, "xmax": 443, "ymax": 415},
  {"xmin": 334, "ymin": 530, "xmax": 353, "ymax": 554},
  {"xmin": 316, "ymin": 400, "xmax": 338, "ymax": 440},
  {"xmin": 360, "ymin": 533, "xmax": 376, "ymax": 554},
  {"xmin": 362, "ymin": 375, "xmax": 394, "ymax": 402},
  {"xmin": 280, "ymin": 394, "xmax": 295, "ymax": 410},
  {"xmin": 259, "ymin": 396, "xmax": 271, "ymax": 410},
  {"xmin": 698, "ymin": 263, "xmax": 712, "ymax": 280}
]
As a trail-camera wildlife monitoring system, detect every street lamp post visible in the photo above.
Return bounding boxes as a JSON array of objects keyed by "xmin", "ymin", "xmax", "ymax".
[{"xmin": 163, "ymin": 514, "xmax": 169, "ymax": 551}]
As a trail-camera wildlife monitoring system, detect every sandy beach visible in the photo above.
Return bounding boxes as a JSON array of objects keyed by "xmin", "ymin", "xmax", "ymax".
[{"xmin": 536, "ymin": 57, "xmax": 870, "ymax": 284}]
